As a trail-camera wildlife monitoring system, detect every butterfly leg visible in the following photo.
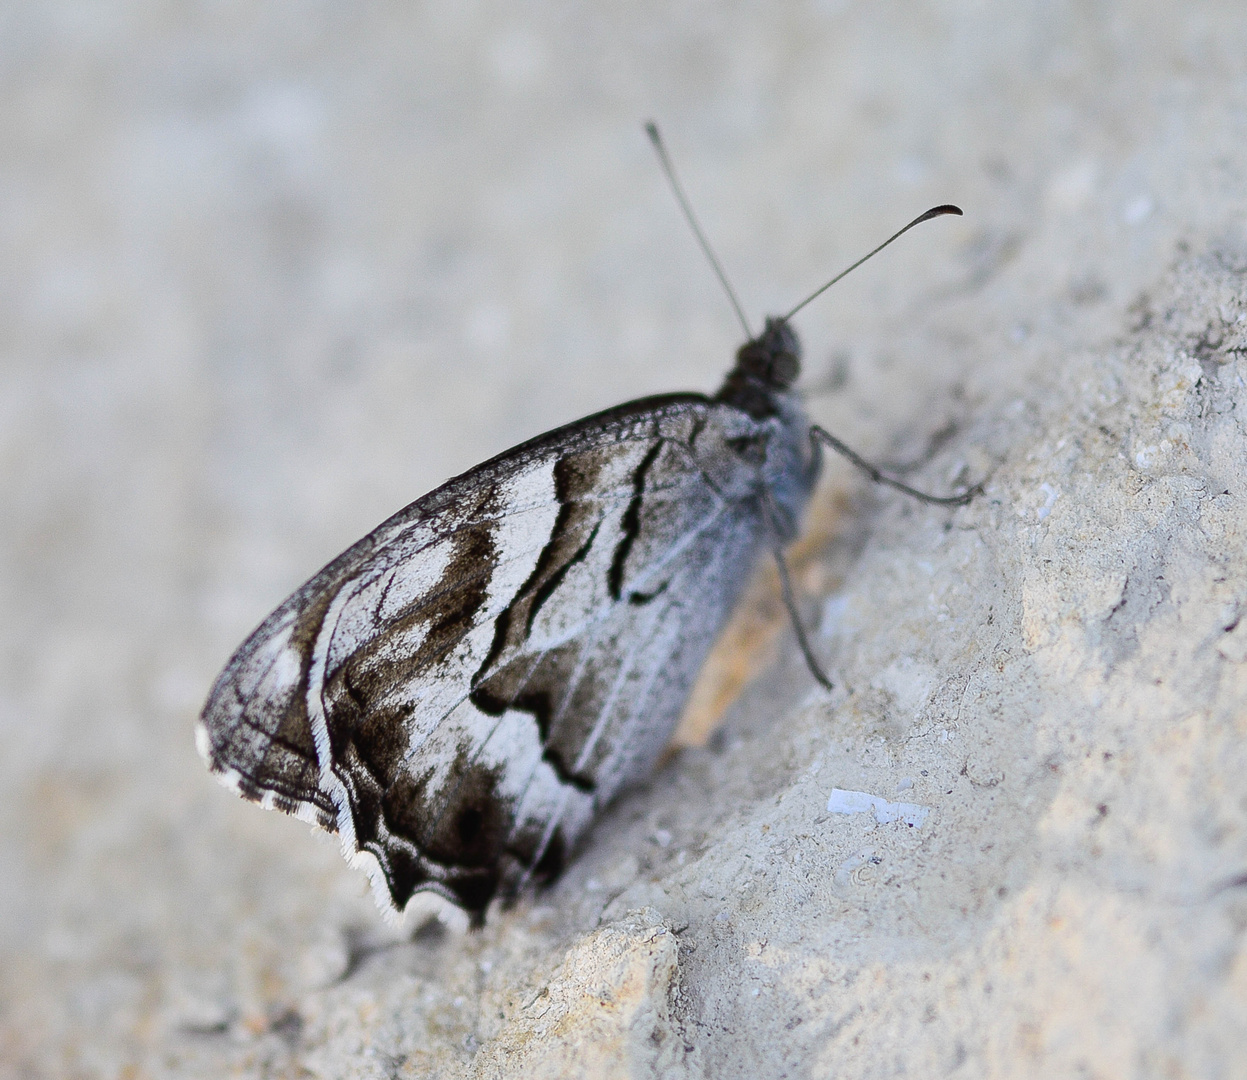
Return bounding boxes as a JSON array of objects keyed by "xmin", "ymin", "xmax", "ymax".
[
  {"xmin": 771, "ymin": 539, "xmax": 834, "ymax": 691},
  {"xmin": 810, "ymin": 424, "xmax": 982, "ymax": 506}
]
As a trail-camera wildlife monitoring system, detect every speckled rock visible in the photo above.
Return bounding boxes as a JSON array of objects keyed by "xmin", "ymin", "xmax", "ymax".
[
  {"xmin": 4, "ymin": 3, "xmax": 1247, "ymax": 1079},
  {"xmin": 466, "ymin": 909, "xmax": 690, "ymax": 1080}
]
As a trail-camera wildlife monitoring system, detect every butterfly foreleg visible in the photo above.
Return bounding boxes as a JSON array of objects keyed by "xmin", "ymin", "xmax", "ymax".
[{"xmin": 809, "ymin": 424, "xmax": 982, "ymax": 506}]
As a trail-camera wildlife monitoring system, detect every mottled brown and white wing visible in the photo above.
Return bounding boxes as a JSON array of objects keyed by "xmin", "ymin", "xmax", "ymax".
[{"xmin": 198, "ymin": 394, "xmax": 777, "ymax": 918}]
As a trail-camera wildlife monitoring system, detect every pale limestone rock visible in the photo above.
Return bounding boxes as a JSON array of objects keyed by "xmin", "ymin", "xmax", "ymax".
[
  {"xmin": 468, "ymin": 910, "xmax": 691, "ymax": 1080},
  {"xmin": 5, "ymin": 5, "xmax": 1247, "ymax": 1079}
]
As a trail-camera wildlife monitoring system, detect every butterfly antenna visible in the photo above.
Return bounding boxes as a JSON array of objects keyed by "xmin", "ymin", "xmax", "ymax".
[
  {"xmin": 785, "ymin": 204, "xmax": 963, "ymax": 320},
  {"xmin": 646, "ymin": 121, "xmax": 752, "ymax": 340}
]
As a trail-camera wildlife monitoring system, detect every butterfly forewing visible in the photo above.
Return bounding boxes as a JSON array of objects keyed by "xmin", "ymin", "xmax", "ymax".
[{"xmin": 199, "ymin": 392, "xmax": 799, "ymax": 918}]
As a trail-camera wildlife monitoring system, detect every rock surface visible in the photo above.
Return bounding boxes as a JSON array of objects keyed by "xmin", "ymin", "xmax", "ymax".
[{"xmin": 3, "ymin": 3, "xmax": 1247, "ymax": 1078}]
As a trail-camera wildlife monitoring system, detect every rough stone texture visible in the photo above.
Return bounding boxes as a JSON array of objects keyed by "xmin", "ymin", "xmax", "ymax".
[
  {"xmin": 4, "ymin": 3, "xmax": 1247, "ymax": 1078},
  {"xmin": 466, "ymin": 909, "xmax": 687, "ymax": 1080}
]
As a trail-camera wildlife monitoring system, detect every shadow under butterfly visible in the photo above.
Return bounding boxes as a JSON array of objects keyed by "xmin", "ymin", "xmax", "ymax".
[{"xmin": 197, "ymin": 123, "xmax": 980, "ymax": 925}]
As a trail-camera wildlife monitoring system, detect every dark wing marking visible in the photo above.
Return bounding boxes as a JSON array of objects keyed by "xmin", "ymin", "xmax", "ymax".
[{"xmin": 199, "ymin": 393, "xmax": 778, "ymax": 918}]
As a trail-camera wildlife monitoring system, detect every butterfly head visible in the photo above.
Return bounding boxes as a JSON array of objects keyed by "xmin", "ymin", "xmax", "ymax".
[{"xmin": 716, "ymin": 316, "xmax": 802, "ymax": 418}]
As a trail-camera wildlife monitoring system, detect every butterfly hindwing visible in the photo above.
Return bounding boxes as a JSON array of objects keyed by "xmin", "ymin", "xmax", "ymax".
[{"xmin": 199, "ymin": 392, "xmax": 792, "ymax": 917}]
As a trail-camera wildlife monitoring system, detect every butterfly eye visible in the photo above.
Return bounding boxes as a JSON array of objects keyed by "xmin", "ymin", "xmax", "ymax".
[
  {"xmin": 733, "ymin": 339, "xmax": 771, "ymax": 374},
  {"xmin": 770, "ymin": 351, "xmax": 799, "ymax": 387}
]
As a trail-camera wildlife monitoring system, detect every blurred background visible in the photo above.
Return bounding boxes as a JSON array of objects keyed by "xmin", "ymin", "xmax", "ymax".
[{"xmin": 2, "ymin": 2, "xmax": 1245, "ymax": 1075}]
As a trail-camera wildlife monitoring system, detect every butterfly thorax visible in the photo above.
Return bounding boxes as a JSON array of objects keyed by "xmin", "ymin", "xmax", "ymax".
[{"xmin": 710, "ymin": 315, "xmax": 820, "ymax": 542}]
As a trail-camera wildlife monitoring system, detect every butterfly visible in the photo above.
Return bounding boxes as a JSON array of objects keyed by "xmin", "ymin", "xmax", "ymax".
[{"xmin": 197, "ymin": 124, "xmax": 973, "ymax": 923}]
